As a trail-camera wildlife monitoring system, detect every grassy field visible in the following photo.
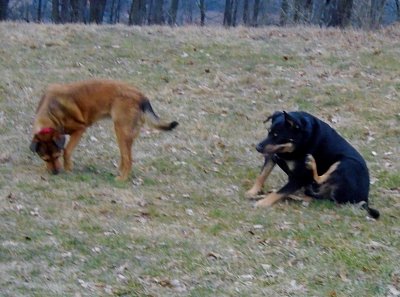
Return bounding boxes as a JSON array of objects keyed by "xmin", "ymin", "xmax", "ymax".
[{"xmin": 0, "ymin": 22, "xmax": 399, "ymax": 296}]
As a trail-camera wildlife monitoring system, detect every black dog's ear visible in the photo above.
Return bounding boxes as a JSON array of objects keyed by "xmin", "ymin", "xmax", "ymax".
[
  {"xmin": 263, "ymin": 111, "xmax": 282, "ymax": 123},
  {"xmin": 283, "ymin": 111, "xmax": 301, "ymax": 130},
  {"xmin": 53, "ymin": 134, "xmax": 66, "ymax": 150},
  {"xmin": 30, "ymin": 139, "xmax": 39, "ymax": 152}
]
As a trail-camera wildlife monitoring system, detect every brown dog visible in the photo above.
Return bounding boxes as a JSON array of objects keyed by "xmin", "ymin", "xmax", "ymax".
[{"xmin": 30, "ymin": 79, "xmax": 178, "ymax": 181}]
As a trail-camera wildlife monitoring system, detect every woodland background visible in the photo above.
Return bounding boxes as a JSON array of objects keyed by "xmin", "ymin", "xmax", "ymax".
[{"xmin": 0, "ymin": 0, "xmax": 399, "ymax": 29}]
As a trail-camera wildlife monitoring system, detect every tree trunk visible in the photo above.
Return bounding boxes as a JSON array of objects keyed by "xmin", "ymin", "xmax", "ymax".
[
  {"xmin": 129, "ymin": 0, "xmax": 146, "ymax": 25},
  {"xmin": 232, "ymin": 0, "xmax": 239, "ymax": 26},
  {"xmin": 37, "ymin": 0, "xmax": 42, "ymax": 22},
  {"xmin": 396, "ymin": 0, "xmax": 400, "ymax": 21},
  {"xmin": 115, "ymin": 0, "xmax": 121, "ymax": 23},
  {"xmin": 147, "ymin": 0, "xmax": 153, "ymax": 24},
  {"xmin": 0, "ymin": 0, "xmax": 8, "ymax": 21},
  {"xmin": 168, "ymin": 0, "xmax": 179, "ymax": 26},
  {"xmin": 109, "ymin": 0, "xmax": 116, "ymax": 23},
  {"xmin": 280, "ymin": 0, "xmax": 289, "ymax": 25},
  {"xmin": 199, "ymin": 0, "xmax": 205, "ymax": 26},
  {"xmin": 60, "ymin": 0, "xmax": 69, "ymax": 23},
  {"xmin": 152, "ymin": 0, "xmax": 164, "ymax": 24},
  {"xmin": 111, "ymin": 0, "xmax": 121, "ymax": 23},
  {"xmin": 223, "ymin": 0, "xmax": 232, "ymax": 26},
  {"xmin": 369, "ymin": 0, "xmax": 387, "ymax": 29},
  {"xmin": 310, "ymin": 0, "xmax": 325, "ymax": 25},
  {"xmin": 52, "ymin": 0, "xmax": 60, "ymax": 23},
  {"xmin": 243, "ymin": 0, "xmax": 249, "ymax": 25},
  {"xmin": 252, "ymin": 0, "xmax": 260, "ymax": 26},
  {"xmin": 324, "ymin": 0, "xmax": 353, "ymax": 28},
  {"xmin": 89, "ymin": 0, "xmax": 106, "ymax": 24},
  {"xmin": 294, "ymin": 0, "xmax": 313, "ymax": 24},
  {"xmin": 70, "ymin": 0, "xmax": 85, "ymax": 22}
]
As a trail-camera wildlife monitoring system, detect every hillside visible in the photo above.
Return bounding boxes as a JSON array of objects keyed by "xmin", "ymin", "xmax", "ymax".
[{"xmin": 0, "ymin": 22, "xmax": 399, "ymax": 296}]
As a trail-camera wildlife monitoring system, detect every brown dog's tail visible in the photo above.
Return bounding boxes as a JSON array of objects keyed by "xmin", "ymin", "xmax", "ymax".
[{"xmin": 141, "ymin": 99, "xmax": 179, "ymax": 131}]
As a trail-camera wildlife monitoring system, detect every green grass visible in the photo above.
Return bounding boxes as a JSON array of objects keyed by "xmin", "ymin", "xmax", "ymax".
[{"xmin": 0, "ymin": 23, "xmax": 399, "ymax": 296}]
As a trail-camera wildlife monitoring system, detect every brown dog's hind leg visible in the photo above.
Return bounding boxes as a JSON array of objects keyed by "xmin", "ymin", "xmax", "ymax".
[
  {"xmin": 114, "ymin": 123, "xmax": 135, "ymax": 181},
  {"xmin": 64, "ymin": 128, "xmax": 86, "ymax": 171},
  {"xmin": 305, "ymin": 154, "xmax": 340, "ymax": 185},
  {"xmin": 245, "ymin": 158, "xmax": 276, "ymax": 199}
]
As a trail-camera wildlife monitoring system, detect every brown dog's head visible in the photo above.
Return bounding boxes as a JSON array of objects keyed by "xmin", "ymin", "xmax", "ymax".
[{"xmin": 30, "ymin": 128, "xmax": 66, "ymax": 174}]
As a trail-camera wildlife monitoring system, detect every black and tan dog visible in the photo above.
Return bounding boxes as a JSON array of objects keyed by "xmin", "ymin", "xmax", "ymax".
[
  {"xmin": 246, "ymin": 111, "xmax": 379, "ymax": 219},
  {"xmin": 30, "ymin": 79, "xmax": 178, "ymax": 181}
]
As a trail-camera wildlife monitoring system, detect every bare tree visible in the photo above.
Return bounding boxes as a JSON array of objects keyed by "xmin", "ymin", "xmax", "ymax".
[
  {"xmin": 243, "ymin": 0, "xmax": 249, "ymax": 25},
  {"xmin": 0, "ymin": 0, "xmax": 8, "ymax": 21},
  {"xmin": 37, "ymin": 0, "xmax": 42, "ymax": 22},
  {"xmin": 70, "ymin": 0, "xmax": 86, "ymax": 23},
  {"xmin": 89, "ymin": 0, "xmax": 106, "ymax": 24},
  {"xmin": 280, "ymin": 0, "xmax": 289, "ymax": 25},
  {"xmin": 252, "ymin": 0, "xmax": 261, "ymax": 26},
  {"xmin": 370, "ymin": 0, "xmax": 387, "ymax": 28},
  {"xmin": 168, "ymin": 0, "xmax": 179, "ymax": 25},
  {"xmin": 232, "ymin": 0, "xmax": 239, "ymax": 26},
  {"xmin": 147, "ymin": 0, "xmax": 153, "ymax": 24},
  {"xmin": 396, "ymin": 0, "xmax": 400, "ymax": 21},
  {"xmin": 60, "ymin": 0, "xmax": 69, "ymax": 23},
  {"xmin": 52, "ymin": 0, "xmax": 60, "ymax": 23},
  {"xmin": 198, "ymin": 0, "xmax": 205, "ymax": 26},
  {"xmin": 109, "ymin": 0, "xmax": 121, "ymax": 24},
  {"xmin": 223, "ymin": 0, "xmax": 232, "ymax": 26},
  {"xmin": 129, "ymin": 0, "xmax": 146, "ymax": 25},
  {"xmin": 294, "ymin": 0, "xmax": 313, "ymax": 23},
  {"xmin": 152, "ymin": 0, "xmax": 164, "ymax": 24},
  {"xmin": 324, "ymin": 0, "xmax": 353, "ymax": 27}
]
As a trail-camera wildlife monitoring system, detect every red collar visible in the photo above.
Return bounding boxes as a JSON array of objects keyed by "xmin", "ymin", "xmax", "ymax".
[{"xmin": 38, "ymin": 127, "xmax": 55, "ymax": 134}]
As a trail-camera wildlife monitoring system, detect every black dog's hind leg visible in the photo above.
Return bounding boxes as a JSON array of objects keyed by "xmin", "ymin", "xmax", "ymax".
[
  {"xmin": 303, "ymin": 154, "xmax": 340, "ymax": 199},
  {"xmin": 305, "ymin": 154, "xmax": 340, "ymax": 185},
  {"xmin": 255, "ymin": 178, "xmax": 302, "ymax": 208},
  {"xmin": 246, "ymin": 156, "xmax": 276, "ymax": 198}
]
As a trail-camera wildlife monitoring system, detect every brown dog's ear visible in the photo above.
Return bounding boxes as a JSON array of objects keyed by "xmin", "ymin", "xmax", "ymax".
[
  {"xmin": 52, "ymin": 133, "xmax": 66, "ymax": 150},
  {"xmin": 30, "ymin": 138, "xmax": 39, "ymax": 152}
]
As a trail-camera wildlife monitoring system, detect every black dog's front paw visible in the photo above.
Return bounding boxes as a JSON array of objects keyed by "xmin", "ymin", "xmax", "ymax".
[{"xmin": 305, "ymin": 154, "xmax": 315, "ymax": 170}]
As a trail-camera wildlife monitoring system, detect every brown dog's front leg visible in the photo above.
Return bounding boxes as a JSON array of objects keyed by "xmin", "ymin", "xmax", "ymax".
[
  {"xmin": 64, "ymin": 129, "xmax": 85, "ymax": 171},
  {"xmin": 245, "ymin": 157, "xmax": 276, "ymax": 199}
]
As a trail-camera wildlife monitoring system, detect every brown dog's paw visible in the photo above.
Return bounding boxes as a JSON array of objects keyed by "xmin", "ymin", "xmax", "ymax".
[
  {"xmin": 115, "ymin": 175, "xmax": 128, "ymax": 182},
  {"xmin": 64, "ymin": 162, "xmax": 73, "ymax": 172},
  {"xmin": 305, "ymin": 154, "xmax": 315, "ymax": 170}
]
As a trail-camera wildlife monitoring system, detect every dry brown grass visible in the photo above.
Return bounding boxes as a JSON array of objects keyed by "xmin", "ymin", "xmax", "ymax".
[{"xmin": 0, "ymin": 22, "xmax": 399, "ymax": 296}]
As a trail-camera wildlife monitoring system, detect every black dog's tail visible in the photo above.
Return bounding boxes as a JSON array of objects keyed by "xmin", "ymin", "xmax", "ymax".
[
  {"xmin": 361, "ymin": 202, "xmax": 380, "ymax": 219},
  {"xmin": 140, "ymin": 99, "xmax": 179, "ymax": 131}
]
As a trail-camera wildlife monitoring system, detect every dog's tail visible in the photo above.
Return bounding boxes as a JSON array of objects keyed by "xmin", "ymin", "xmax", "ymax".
[
  {"xmin": 140, "ymin": 99, "xmax": 178, "ymax": 131},
  {"xmin": 360, "ymin": 201, "xmax": 380, "ymax": 219}
]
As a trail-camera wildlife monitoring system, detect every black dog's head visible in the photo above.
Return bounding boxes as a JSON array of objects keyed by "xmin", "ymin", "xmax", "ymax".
[{"xmin": 256, "ymin": 111, "xmax": 310, "ymax": 155}]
